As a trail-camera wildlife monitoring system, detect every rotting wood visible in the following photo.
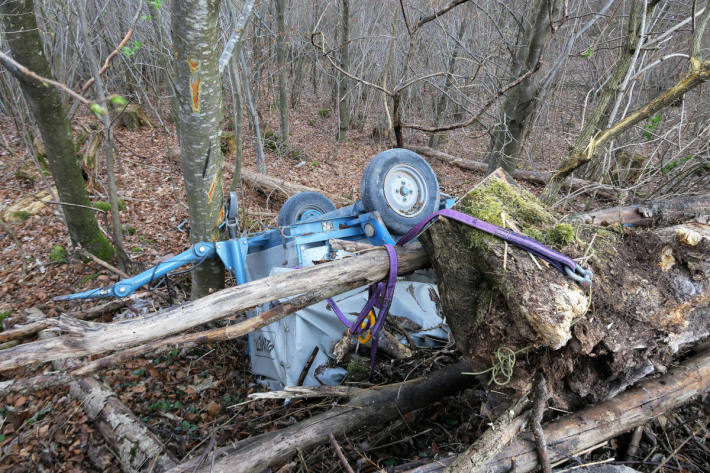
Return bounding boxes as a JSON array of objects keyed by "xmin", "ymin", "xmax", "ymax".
[
  {"xmin": 407, "ymin": 146, "xmax": 621, "ymax": 200},
  {"xmin": 0, "ymin": 297, "xmax": 132, "ymax": 344},
  {"xmin": 401, "ymin": 349, "xmax": 710, "ymax": 473},
  {"xmin": 70, "ymin": 377, "xmax": 177, "ymax": 472},
  {"xmin": 0, "ymin": 282, "xmax": 363, "ymax": 396},
  {"xmin": 442, "ymin": 396, "xmax": 530, "ymax": 473},
  {"xmin": 419, "ymin": 169, "xmax": 710, "ymax": 408},
  {"xmin": 571, "ymin": 193, "xmax": 710, "ymax": 227},
  {"xmin": 241, "ymin": 168, "xmax": 349, "ymax": 205},
  {"xmin": 39, "ymin": 327, "xmax": 176, "ymax": 473},
  {"xmin": 0, "ymin": 244, "xmax": 428, "ymax": 372},
  {"xmin": 167, "ymin": 360, "xmax": 474, "ymax": 473},
  {"xmin": 484, "ymin": 348, "xmax": 710, "ymax": 473}
]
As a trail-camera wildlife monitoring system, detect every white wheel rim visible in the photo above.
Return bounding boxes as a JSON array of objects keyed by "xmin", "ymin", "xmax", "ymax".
[{"xmin": 382, "ymin": 164, "xmax": 428, "ymax": 217}]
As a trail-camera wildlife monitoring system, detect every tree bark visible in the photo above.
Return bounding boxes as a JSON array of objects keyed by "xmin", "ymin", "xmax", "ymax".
[
  {"xmin": 400, "ymin": 349, "xmax": 710, "ymax": 473},
  {"xmin": 420, "ymin": 169, "xmax": 710, "ymax": 408},
  {"xmin": 171, "ymin": 0, "xmax": 226, "ymax": 298},
  {"xmin": 407, "ymin": 145, "xmax": 621, "ymax": 199},
  {"xmin": 241, "ymin": 168, "xmax": 349, "ymax": 205},
  {"xmin": 0, "ymin": 244, "xmax": 429, "ymax": 372},
  {"xmin": 428, "ymin": 19, "xmax": 467, "ymax": 149},
  {"xmin": 275, "ymin": 0, "xmax": 290, "ymax": 149},
  {"xmin": 336, "ymin": 0, "xmax": 350, "ymax": 141},
  {"xmin": 571, "ymin": 194, "xmax": 710, "ymax": 227},
  {"xmin": 168, "ymin": 361, "xmax": 474, "ymax": 473},
  {"xmin": 0, "ymin": 0, "xmax": 114, "ymax": 261},
  {"xmin": 484, "ymin": 0, "xmax": 561, "ymax": 174}
]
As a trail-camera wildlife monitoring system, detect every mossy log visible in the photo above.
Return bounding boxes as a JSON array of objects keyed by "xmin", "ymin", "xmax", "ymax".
[
  {"xmin": 420, "ymin": 169, "xmax": 710, "ymax": 408},
  {"xmin": 116, "ymin": 104, "xmax": 155, "ymax": 130}
]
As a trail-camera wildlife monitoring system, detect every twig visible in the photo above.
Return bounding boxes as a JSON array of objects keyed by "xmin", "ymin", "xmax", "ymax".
[
  {"xmin": 79, "ymin": 249, "xmax": 130, "ymax": 279},
  {"xmin": 625, "ymin": 425, "xmax": 644, "ymax": 460},
  {"xmin": 297, "ymin": 346, "xmax": 319, "ymax": 386},
  {"xmin": 329, "ymin": 433, "xmax": 355, "ymax": 473},
  {"xmin": 532, "ymin": 373, "xmax": 552, "ymax": 473},
  {"xmin": 649, "ymin": 435, "xmax": 692, "ymax": 473},
  {"xmin": 0, "ymin": 51, "xmax": 90, "ymax": 105},
  {"xmin": 80, "ymin": 15, "xmax": 139, "ymax": 93}
]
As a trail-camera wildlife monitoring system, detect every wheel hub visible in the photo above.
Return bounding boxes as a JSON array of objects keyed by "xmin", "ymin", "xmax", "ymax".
[{"xmin": 383, "ymin": 164, "xmax": 428, "ymax": 217}]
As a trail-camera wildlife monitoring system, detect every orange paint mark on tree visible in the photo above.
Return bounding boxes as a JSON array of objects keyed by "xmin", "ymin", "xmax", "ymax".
[
  {"xmin": 217, "ymin": 206, "xmax": 225, "ymax": 225},
  {"xmin": 187, "ymin": 58, "xmax": 200, "ymax": 72},
  {"xmin": 207, "ymin": 172, "xmax": 219, "ymax": 203},
  {"xmin": 188, "ymin": 58, "xmax": 201, "ymax": 114},
  {"xmin": 190, "ymin": 76, "xmax": 201, "ymax": 114}
]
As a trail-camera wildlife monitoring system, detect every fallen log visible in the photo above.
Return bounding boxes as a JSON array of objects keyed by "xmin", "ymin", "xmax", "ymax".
[
  {"xmin": 0, "ymin": 282, "xmax": 364, "ymax": 396},
  {"xmin": 0, "ymin": 297, "xmax": 132, "ymax": 344},
  {"xmin": 570, "ymin": 193, "xmax": 710, "ymax": 227},
  {"xmin": 400, "ymin": 349, "xmax": 710, "ymax": 473},
  {"xmin": 407, "ymin": 146, "xmax": 621, "ymax": 200},
  {"xmin": 241, "ymin": 168, "xmax": 349, "ymax": 205},
  {"xmin": 419, "ymin": 169, "xmax": 710, "ymax": 408},
  {"xmin": 168, "ymin": 360, "xmax": 475, "ymax": 473},
  {"xmin": 70, "ymin": 377, "xmax": 177, "ymax": 472},
  {"xmin": 39, "ymin": 329, "xmax": 176, "ymax": 473},
  {"xmin": 0, "ymin": 244, "xmax": 428, "ymax": 372}
]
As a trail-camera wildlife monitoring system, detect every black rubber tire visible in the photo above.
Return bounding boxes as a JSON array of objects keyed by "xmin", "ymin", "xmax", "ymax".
[
  {"xmin": 360, "ymin": 148, "xmax": 440, "ymax": 235},
  {"xmin": 278, "ymin": 191, "xmax": 337, "ymax": 226}
]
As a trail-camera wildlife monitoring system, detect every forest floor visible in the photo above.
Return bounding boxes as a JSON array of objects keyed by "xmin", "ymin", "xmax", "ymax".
[{"xmin": 0, "ymin": 100, "xmax": 706, "ymax": 473}]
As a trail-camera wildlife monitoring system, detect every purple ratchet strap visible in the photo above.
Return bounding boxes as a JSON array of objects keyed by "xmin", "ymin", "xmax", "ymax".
[
  {"xmin": 398, "ymin": 209, "xmax": 592, "ymax": 285},
  {"xmin": 327, "ymin": 244, "xmax": 397, "ymax": 378},
  {"xmin": 328, "ymin": 208, "xmax": 593, "ymax": 379}
]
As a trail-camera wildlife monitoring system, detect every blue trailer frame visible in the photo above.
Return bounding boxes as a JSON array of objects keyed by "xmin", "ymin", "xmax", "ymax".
[{"xmin": 55, "ymin": 195, "xmax": 456, "ymax": 302}]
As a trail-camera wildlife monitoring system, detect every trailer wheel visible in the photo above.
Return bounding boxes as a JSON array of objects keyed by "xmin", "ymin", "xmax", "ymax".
[
  {"xmin": 360, "ymin": 149, "xmax": 440, "ymax": 235},
  {"xmin": 278, "ymin": 192, "xmax": 337, "ymax": 226}
]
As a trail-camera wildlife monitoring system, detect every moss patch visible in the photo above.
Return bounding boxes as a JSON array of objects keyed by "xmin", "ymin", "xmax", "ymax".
[
  {"xmin": 10, "ymin": 210, "xmax": 32, "ymax": 222},
  {"xmin": 93, "ymin": 199, "xmax": 126, "ymax": 212},
  {"xmin": 549, "ymin": 223, "xmax": 576, "ymax": 246},
  {"xmin": 48, "ymin": 244, "xmax": 67, "ymax": 264},
  {"xmin": 456, "ymin": 177, "xmax": 556, "ymax": 250},
  {"xmin": 84, "ymin": 233, "xmax": 115, "ymax": 261}
]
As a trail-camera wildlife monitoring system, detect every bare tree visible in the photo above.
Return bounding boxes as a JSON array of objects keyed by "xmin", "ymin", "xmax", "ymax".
[
  {"xmin": 0, "ymin": 0, "xmax": 115, "ymax": 261},
  {"xmin": 171, "ymin": 0, "xmax": 226, "ymax": 298}
]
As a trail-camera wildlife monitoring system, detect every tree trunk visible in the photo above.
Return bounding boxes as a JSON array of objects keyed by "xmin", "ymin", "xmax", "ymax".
[
  {"xmin": 241, "ymin": 168, "xmax": 349, "ymax": 205},
  {"xmin": 275, "ymin": 0, "xmax": 289, "ymax": 149},
  {"xmin": 0, "ymin": 244, "xmax": 429, "ymax": 372},
  {"xmin": 76, "ymin": 1, "xmax": 130, "ymax": 272},
  {"xmin": 407, "ymin": 145, "xmax": 622, "ymax": 200},
  {"xmin": 484, "ymin": 0, "xmax": 561, "ymax": 174},
  {"xmin": 420, "ymin": 169, "xmax": 710, "ymax": 409},
  {"xmin": 336, "ymin": 0, "xmax": 350, "ymax": 141},
  {"xmin": 429, "ymin": 20, "xmax": 467, "ymax": 149},
  {"xmin": 168, "ymin": 361, "xmax": 474, "ymax": 473},
  {"xmin": 171, "ymin": 0, "xmax": 226, "ymax": 298},
  {"xmin": 0, "ymin": 0, "xmax": 114, "ymax": 261},
  {"xmin": 240, "ymin": 51, "xmax": 267, "ymax": 173}
]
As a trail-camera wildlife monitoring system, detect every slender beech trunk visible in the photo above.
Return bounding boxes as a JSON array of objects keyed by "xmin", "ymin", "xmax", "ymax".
[
  {"xmin": 76, "ymin": 1, "xmax": 130, "ymax": 272},
  {"xmin": 484, "ymin": 0, "xmax": 562, "ymax": 174},
  {"xmin": 0, "ymin": 0, "xmax": 114, "ymax": 260},
  {"xmin": 275, "ymin": 0, "xmax": 289, "ymax": 149},
  {"xmin": 336, "ymin": 0, "xmax": 350, "ymax": 141},
  {"xmin": 429, "ymin": 19, "xmax": 467, "ymax": 149},
  {"xmin": 171, "ymin": 0, "xmax": 225, "ymax": 298},
  {"xmin": 228, "ymin": 62, "xmax": 244, "ymax": 191},
  {"xmin": 240, "ymin": 51, "xmax": 267, "ymax": 173},
  {"xmin": 543, "ymin": 0, "xmax": 710, "ymax": 204}
]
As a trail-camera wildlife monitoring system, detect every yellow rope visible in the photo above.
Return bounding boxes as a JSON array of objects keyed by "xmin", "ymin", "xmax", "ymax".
[{"xmin": 462, "ymin": 346, "xmax": 530, "ymax": 386}]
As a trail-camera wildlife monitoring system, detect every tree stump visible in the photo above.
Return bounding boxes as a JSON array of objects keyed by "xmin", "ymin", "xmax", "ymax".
[
  {"xmin": 116, "ymin": 104, "xmax": 155, "ymax": 130},
  {"xmin": 420, "ymin": 169, "xmax": 710, "ymax": 408}
]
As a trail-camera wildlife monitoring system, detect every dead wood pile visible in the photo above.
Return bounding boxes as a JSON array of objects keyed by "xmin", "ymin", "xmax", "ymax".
[{"xmin": 419, "ymin": 169, "xmax": 710, "ymax": 408}]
